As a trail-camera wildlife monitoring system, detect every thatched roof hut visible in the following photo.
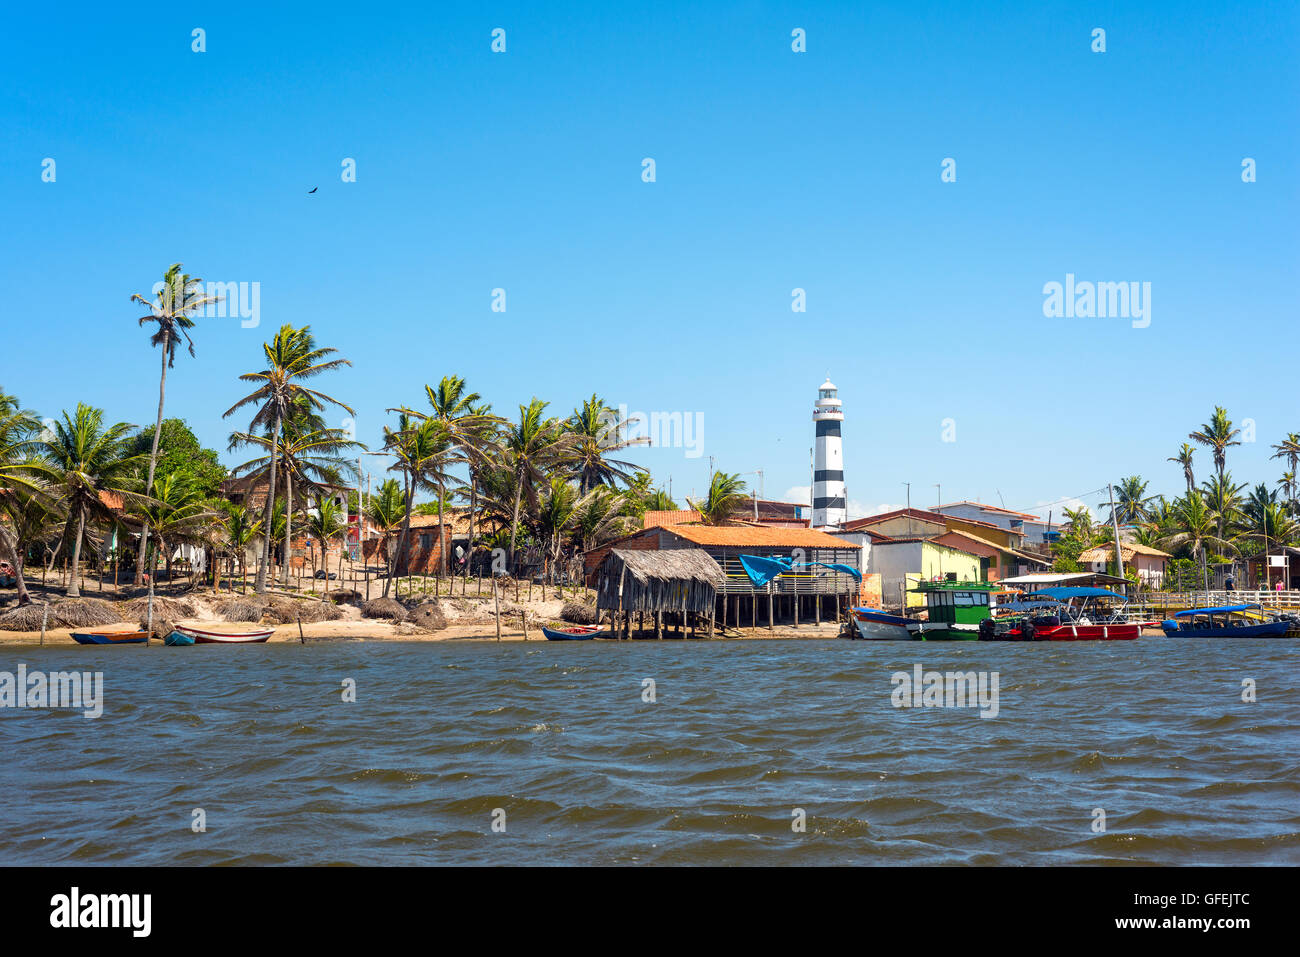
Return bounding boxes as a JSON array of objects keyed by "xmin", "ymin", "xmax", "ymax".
[{"xmin": 595, "ymin": 548, "xmax": 725, "ymax": 614}]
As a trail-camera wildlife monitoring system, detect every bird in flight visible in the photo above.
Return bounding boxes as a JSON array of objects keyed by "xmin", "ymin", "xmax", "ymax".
[{"xmin": 308, "ymin": 187, "xmax": 318, "ymax": 193}]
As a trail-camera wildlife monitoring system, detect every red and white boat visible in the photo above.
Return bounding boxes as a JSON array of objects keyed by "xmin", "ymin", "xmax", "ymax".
[{"xmin": 174, "ymin": 623, "xmax": 274, "ymax": 644}]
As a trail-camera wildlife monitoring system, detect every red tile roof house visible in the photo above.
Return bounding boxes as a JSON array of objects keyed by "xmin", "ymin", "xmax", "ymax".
[{"xmin": 584, "ymin": 522, "xmax": 861, "ymax": 630}]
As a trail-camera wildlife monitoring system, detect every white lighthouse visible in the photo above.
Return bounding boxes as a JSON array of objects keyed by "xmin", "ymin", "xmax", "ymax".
[{"xmin": 812, "ymin": 378, "xmax": 846, "ymax": 528}]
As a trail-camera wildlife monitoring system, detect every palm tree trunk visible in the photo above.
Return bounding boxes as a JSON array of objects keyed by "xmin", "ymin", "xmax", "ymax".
[
  {"xmin": 0, "ymin": 530, "xmax": 32, "ymax": 605},
  {"xmin": 466, "ymin": 467, "xmax": 477, "ymax": 578},
  {"xmin": 67, "ymin": 506, "xmax": 86, "ymax": 597},
  {"xmin": 134, "ymin": 343, "xmax": 170, "ymax": 585},
  {"xmin": 509, "ymin": 475, "xmax": 524, "ymax": 570},
  {"xmin": 282, "ymin": 468, "xmax": 293, "ymax": 590},
  {"xmin": 255, "ymin": 412, "xmax": 282, "ymax": 594},
  {"xmin": 392, "ymin": 473, "xmax": 415, "ymax": 598},
  {"xmin": 437, "ymin": 478, "xmax": 447, "ymax": 578}
]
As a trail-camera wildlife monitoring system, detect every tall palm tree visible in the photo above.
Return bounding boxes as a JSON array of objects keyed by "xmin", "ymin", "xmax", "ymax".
[
  {"xmin": 0, "ymin": 390, "xmax": 49, "ymax": 605},
  {"xmin": 565, "ymin": 394, "xmax": 651, "ymax": 494},
  {"xmin": 1062, "ymin": 505, "xmax": 1096, "ymax": 542},
  {"xmin": 1159, "ymin": 493, "xmax": 1236, "ymax": 591},
  {"xmin": 129, "ymin": 264, "xmax": 221, "ymax": 585},
  {"xmin": 573, "ymin": 486, "xmax": 633, "ymax": 552},
  {"xmin": 532, "ymin": 476, "xmax": 582, "ymax": 583},
  {"xmin": 688, "ymin": 471, "xmax": 749, "ymax": 526},
  {"xmin": 1168, "ymin": 443, "xmax": 1196, "ymax": 497},
  {"xmin": 1278, "ymin": 470, "xmax": 1297, "ymax": 512},
  {"xmin": 1189, "ymin": 406, "xmax": 1241, "ymax": 485},
  {"xmin": 1112, "ymin": 475, "xmax": 1153, "ymax": 525},
  {"xmin": 503, "ymin": 399, "xmax": 576, "ymax": 567},
  {"xmin": 222, "ymin": 325, "xmax": 353, "ymax": 593},
  {"xmin": 38, "ymin": 404, "xmax": 145, "ymax": 597}
]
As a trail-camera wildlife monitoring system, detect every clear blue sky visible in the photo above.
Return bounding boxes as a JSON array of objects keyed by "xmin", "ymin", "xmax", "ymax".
[{"xmin": 2, "ymin": 1, "xmax": 1296, "ymax": 520}]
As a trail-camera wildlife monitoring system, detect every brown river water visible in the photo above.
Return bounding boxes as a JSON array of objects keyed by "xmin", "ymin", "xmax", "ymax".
[{"xmin": 0, "ymin": 638, "xmax": 1296, "ymax": 865}]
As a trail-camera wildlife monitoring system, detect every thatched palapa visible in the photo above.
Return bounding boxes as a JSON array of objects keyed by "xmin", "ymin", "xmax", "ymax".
[{"xmin": 595, "ymin": 548, "xmax": 725, "ymax": 614}]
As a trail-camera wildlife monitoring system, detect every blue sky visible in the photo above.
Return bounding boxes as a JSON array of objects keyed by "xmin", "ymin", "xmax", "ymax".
[{"xmin": 2, "ymin": 1, "xmax": 1296, "ymax": 520}]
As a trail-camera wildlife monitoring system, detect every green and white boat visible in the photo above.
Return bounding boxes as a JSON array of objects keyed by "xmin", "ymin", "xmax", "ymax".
[{"xmin": 907, "ymin": 580, "xmax": 999, "ymax": 640}]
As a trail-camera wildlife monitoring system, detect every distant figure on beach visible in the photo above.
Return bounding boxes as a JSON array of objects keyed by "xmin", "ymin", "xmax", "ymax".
[{"xmin": 1225, "ymin": 574, "xmax": 1234, "ymax": 591}]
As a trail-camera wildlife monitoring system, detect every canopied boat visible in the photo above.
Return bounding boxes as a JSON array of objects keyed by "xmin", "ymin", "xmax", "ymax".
[{"xmin": 1161, "ymin": 605, "xmax": 1294, "ymax": 638}]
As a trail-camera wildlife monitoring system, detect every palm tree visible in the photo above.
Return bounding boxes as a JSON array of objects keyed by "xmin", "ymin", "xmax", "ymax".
[
  {"xmin": 502, "ymin": 399, "xmax": 576, "ymax": 567},
  {"xmin": 0, "ymin": 390, "xmax": 49, "ymax": 605},
  {"xmin": 305, "ymin": 496, "xmax": 347, "ymax": 599},
  {"xmin": 129, "ymin": 264, "xmax": 221, "ymax": 586},
  {"xmin": 1062, "ymin": 506, "xmax": 1096, "ymax": 542},
  {"xmin": 229, "ymin": 406, "xmax": 361, "ymax": 589},
  {"xmin": 1278, "ymin": 470, "xmax": 1297, "ymax": 512},
  {"xmin": 1189, "ymin": 406, "xmax": 1241, "ymax": 485},
  {"xmin": 1201, "ymin": 473, "xmax": 1246, "ymax": 559},
  {"xmin": 402, "ymin": 376, "xmax": 501, "ymax": 577},
  {"xmin": 38, "ymin": 404, "xmax": 145, "ymax": 597},
  {"xmin": 688, "ymin": 471, "xmax": 749, "ymax": 525},
  {"xmin": 1271, "ymin": 432, "xmax": 1299, "ymax": 509},
  {"xmin": 382, "ymin": 415, "xmax": 453, "ymax": 596},
  {"xmin": 644, "ymin": 488, "xmax": 677, "ymax": 511},
  {"xmin": 135, "ymin": 472, "xmax": 216, "ymax": 604},
  {"xmin": 532, "ymin": 476, "xmax": 581, "ymax": 583},
  {"xmin": 1168, "ymin": 443, "xmax": 1196, "ymax": 497},
  {"xmin": 364, "ymin": 477, "xmax": 406, "ymax": 579},
  {"xmin": 573, "ymin": 486, "xmax": 633, "ymax": 552},
  {"xmin": 565, "ymin": 394, "xmax": 651, "ymax": 494},
  {"xmin": 1112, "ymin": 475, "xmax": 1153, "ymax": 525},
  {"xmin": 1159, "ymin": 493, "xmax": 1237, "ymax": 591},
  {"xmin": 216, "ymin": 501, "xmax": 262, "ymax": 594},
  {"xmin": 222, "ymin": 325, "xmax": 353, "ymax": 593}
]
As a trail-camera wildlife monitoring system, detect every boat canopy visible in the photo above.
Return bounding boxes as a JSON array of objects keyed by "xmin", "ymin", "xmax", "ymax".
[
  {"xmin": 1174, "ymin": 604, "xmax": 1259, "ymax": 617},
  {"xmin": 1025, "ymin": 587, "xmax": 1127, "ymax": 600},
  {"xmin": 998, "ymin": 599, "xmax": 1063, "ymax": 612}
]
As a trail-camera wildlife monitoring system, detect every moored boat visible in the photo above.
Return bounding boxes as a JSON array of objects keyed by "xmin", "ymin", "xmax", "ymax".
[
  {"xmin": 174, "ymin": 623, "xmax": 274, "ymax": 644},
  {"xmin": 163, "ymin": 631, "xmax": 195, "ymax": 646},
  {"xmin": 541, "ymin": 624, "xmax": 608, "ymax": 641},
  {"xmin": 908, "ymin": 580, "xmax": 999, "ymax": 640},
  {"xmin": 851, "ymin": 607, "xmax": 915, "ymax": 640},
  {"xmin": 70, "ymin": 630, "xmax": 148, "ymax": 645},
  {"xmin": 1161, "ymin": 604, "xmax": 1294, "ymax": 638}
]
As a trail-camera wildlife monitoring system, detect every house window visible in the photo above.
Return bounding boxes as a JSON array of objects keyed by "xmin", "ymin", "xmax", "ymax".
[{"xmin": 419, "ymin": 533, "xmax": 432, "ymax": 549}]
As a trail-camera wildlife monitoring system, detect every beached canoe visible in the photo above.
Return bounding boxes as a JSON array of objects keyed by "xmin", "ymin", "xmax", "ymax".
[
  {"xmin": 163, "ymin": 631, "xmax": 195, "ymax": 646},
  {"xmin": 70, "ymin": 630, "xmax": 149, "ymax": 645},
  {"xmin": 174, "ymin": 623, "xmax": 274, "ymax": 644},
  {"xmin": 542, "ymin": 624, "xmax": 607, "ymax": 641}
]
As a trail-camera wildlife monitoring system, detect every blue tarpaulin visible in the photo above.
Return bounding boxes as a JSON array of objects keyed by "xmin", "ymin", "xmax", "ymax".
[{"xmin": 738, "ymin": 554, "xmax": 861, "ymax": 587}]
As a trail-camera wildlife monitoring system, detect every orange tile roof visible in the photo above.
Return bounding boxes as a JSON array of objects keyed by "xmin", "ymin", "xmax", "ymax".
[
  {"xmin": 662, "ymin": 524, "xmax": 852, "ymax": 549},
  {"xmin": 99, "ymin": 490, "xmax": 124, "ymax": 511},
  {"xmin": 643, "ymin": 509, "xmax": 702, "ymax": 529}
]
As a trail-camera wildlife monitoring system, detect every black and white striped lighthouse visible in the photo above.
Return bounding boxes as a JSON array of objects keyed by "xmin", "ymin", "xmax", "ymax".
[{"xmin": 812, "ymin": 378, "xmax": 846, "ymax": 528}]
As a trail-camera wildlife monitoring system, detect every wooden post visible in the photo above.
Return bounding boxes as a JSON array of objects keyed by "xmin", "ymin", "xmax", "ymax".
[
  {"xmin": 794, "ymin": 594, "xmax": 800, "ymax": 628},
  {"xmin": 768, "ymin": 590, "xmax": 774, "ymax": 631},
  {"xmin": 297, "ymin": 615, "xmax": 305, "ymax": 644},
  {"xmin": 145, "ymin": 590, "xmax": 153, "ymax": 644},
  {"xmin": 815, "ymin": 594, "xmax": 821, "ymax": 625},
  {"xmin": 40, "ymin": 603, "xmax": 48, "ymax": 645},
  {"xmin": 493, "ymin": 577, "xmax": 501, "ymax": 641},
  {"xmin": 655, "ymin": 610, "xmax": 662, "ymax": 640},
  {"xmin": 751, "ymin": 595, "xmax": 756, "ymax": 629},
  {"xmin": 521, "ymin": 608, "xmax": 529, "ymax": 640}
]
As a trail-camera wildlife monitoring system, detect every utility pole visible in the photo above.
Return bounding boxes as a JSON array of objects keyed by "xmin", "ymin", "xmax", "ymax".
[
  {"xmin": 935, "ymin": 484, "xmax": 941, "ymax": 511},
  {"xmin": 1108, "ymin": 483, "xmax": 1125, "ymax": 583},
  {"xmin": 904, "ymin": 482, "xmax": 912, "ymax": 537}
]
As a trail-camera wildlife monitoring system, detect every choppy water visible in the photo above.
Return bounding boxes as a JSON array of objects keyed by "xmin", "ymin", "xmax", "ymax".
[{"xmin": 0, "ymin": 638, "xmax": 1297, "ymax": 865}]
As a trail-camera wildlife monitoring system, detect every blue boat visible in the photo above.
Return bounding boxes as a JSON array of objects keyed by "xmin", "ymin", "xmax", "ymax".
[
  {"xmin": 70, "ymin": 630, "xmax": 148, "ymax": 645},
  {"xmin": 1161, "ymin": 604, "xmax": 1294, "ymax": 638},
  {"xmin": 163, "ymin": 631, "xmax": 195, "ymax": 646}
]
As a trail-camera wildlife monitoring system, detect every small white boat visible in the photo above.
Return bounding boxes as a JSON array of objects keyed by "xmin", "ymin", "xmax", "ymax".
[
  {"xmin": 174, "ymin": 623, "xmax": 274, "ymax": 644},
  {"xmin": 851, "ymin": 607, "xmax": 915, "ymax": 640}
]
